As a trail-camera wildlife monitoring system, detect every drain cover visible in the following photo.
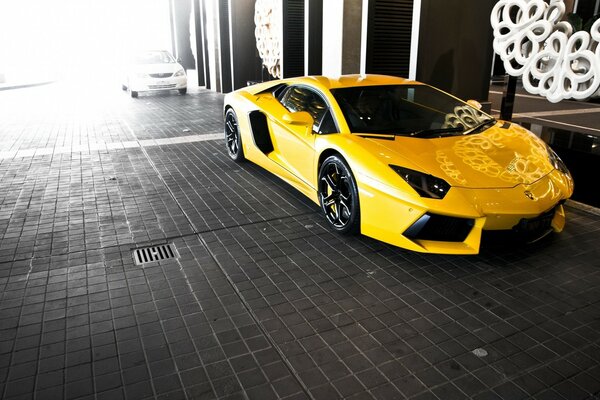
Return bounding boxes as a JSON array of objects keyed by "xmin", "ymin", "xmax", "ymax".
[{"xmin": 133, "ymin": 244, "xmax": 177, "ymax": 265}]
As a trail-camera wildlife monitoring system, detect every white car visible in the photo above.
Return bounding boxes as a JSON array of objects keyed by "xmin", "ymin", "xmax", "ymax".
[{"xmin": 123, "ymin": 50, "xmax": 187, "ymax": 98}]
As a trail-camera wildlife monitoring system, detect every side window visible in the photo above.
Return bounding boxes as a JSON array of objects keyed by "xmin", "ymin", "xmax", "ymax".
[
  {"xmin": 318, "ymin": 110, "xmax": 337, "ymax": 134},
  {"xmin": 279, "ymin": 86, "xmax": 336, "ymax": 133},
  {"xmin": 272, "ymin": 84, "xmax": 288, "ymax": 101}
]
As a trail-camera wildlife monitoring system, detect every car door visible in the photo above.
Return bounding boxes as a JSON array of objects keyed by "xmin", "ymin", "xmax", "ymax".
[{"xmin": 269, "ymin": 85, "xmax": 336, "ymax": 190}]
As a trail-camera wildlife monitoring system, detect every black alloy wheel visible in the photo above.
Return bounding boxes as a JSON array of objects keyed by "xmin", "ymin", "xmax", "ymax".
[
  {"xmin": 225, "ymin": 108, "xmax": 244, "ymax": 161},
  {"xmin": 318, "ymin": 155, "xmax": 360, "ymax": 234}
]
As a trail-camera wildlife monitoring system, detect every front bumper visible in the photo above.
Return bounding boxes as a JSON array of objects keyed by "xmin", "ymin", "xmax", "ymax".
[
  {"xmin": 129, "ymin": 75, "xmax": 187, "ymax": 92},
  {"xmin": 358, "ymin": 170, "xmax": 572, "ymax": 255}
]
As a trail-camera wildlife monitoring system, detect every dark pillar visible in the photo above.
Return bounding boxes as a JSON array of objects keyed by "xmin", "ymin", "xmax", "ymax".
[
  {"xmin": 169, "ymin": 0, "xmax": 177, "ymax": 57},
  {"xmin": 192, "ymin": 0, "xmax": 205, "ymax": 86},
  {"xmin": 417, "ymin": 0, "xmax": 496, "ymax": 103},
  {"xmin": 282, "ymin": 0, "xmax": 305, "ymax": 78},
  {"xmin": 365, "ymin": 0, "xmax": 414, "ymax": 77},
  {"xmin": 229, "ymin": 0, "xmax": 263, "ymax": 89},
  {"xmin": 341, "ymin": 0, "xmax": 362, "ymax": 74},
  {"xmin": 218, "ymin": 0, "xmax": 232, "ymax": 92},
  {"xmin": 200, "ymin": 0, "xmax": 211, "ymax": 89},
  {"xmin": 500, "ymin": 75, "xmax": 518, "ymax": 121},
  {"xmin": 306, "ymin": 0, "xmax": 323, "ymax": 75},
  {"xmin": 171, "ymin": 0, "xmax": 196, "ymax": 70}
]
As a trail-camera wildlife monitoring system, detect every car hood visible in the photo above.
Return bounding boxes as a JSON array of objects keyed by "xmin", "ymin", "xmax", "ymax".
[
  {"xmin": 129, "ymin": 63, "xmax": 183, "ymax": 74},
  {"xmin": 356, "ymin": 123, "xmax": 554, "ymax": 189}
]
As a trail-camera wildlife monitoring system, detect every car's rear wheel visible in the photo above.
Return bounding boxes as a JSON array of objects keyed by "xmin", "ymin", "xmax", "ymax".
[
  {"xmin": 225, "ymin": 108, "xmax": 244, "ymax": 161},
  {"xmin": 318, "ymin": 155, "xmax": 360, "ymax": 234},
  {"xmin": 130, "ymin": 90, "xmax": 138, "ymax": 98},
  {"xmin": 178, "ymin": 88, "xmax": 187, "ymax": 95}
]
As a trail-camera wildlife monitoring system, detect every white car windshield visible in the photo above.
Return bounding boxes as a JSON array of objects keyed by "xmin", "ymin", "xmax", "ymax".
[{"xmin": 133, "ymin": 51, "xmax": 176, "ymax": 64}]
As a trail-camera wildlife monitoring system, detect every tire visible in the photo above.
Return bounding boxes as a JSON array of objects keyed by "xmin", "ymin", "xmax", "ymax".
[
  {"xmin": 130, "ymin": 90, "xmax": 138, "ymax": 98},
  {"xmin": 318, "ymin": 155, "xmax": 360, "ymax": 234},
  {"xmin": 178, "ymin": 88, "xmax": 187, "ymax": 95},
  {"xmin": 224, "ymin": 108, "xmax": 244, "ymax": 161}
]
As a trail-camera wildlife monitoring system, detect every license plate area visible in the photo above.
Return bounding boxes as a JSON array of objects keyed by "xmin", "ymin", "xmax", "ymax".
[{"xmin": 514, "ymin": 208, "xmax": 555, "ymax": 234}]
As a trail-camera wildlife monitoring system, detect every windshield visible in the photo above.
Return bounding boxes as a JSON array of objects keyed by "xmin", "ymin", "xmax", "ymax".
[
  {"xmin": 331, "ymin": 84, "xmax": 492, "ymax": 136},
  {"xmin": 133, "ymin": 51, "xmax": 176, "ymax": 65}
]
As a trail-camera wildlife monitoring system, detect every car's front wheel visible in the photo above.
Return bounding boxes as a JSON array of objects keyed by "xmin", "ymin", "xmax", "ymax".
[
  {"xmin": 130, "ymin": 90, "xmax": 138, "ymax": 98},
  {"xmin": 318, "ymin": 155, "xmax": 360, "ymax": 234},
  {"xmin": 178, "ymin": 88, "xmax": 187, "ymax": 95},
  {"xmin": 224, "ymin": 108, "xmax": 244, "ymax": 162}
]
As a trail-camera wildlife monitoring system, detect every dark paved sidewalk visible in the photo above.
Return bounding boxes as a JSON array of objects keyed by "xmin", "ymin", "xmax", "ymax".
[{"xmin": 1, "ymin": 83, "xmax": 599, "ymax": 400}]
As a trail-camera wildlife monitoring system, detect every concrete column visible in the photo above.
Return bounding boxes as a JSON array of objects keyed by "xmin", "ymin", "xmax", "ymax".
[
  {"xmin": 322, "ymin": 0, "xmax": 362, "ymax": 76},
  {"xmin": 204, "ymin": 0, "xmax": 221, "ymax": 92},
  {"xmin": 229, "ymin": 0, "xmax": 263, "ymax": 90},
  {"xmin": 218, "ymin": 0, "xmax": 232, "ymax": 92},
  {"xmin": 282, "ymin": 0, "xmax": 305, "ymax": 78},
  {"xmin": 192, "ymin": 0, "xmax": 206, "ymax": 86},
  {"xmin": 200, "ymin": 0, "xmax": 212, "ymax": 89},
  {"xmin": 170, "ymin": 0, "xmax": 196, "ymax": 70},
  {"xmin": 416, "ymin": 0, "xmax": 496, "ymax": 102},
  {"xmin": 341, "ymin": 0, "xmax": 362, "ymax": 74},
  {"xmin": 305, "ymin": 0, "xmax": 323, "ymax": 75}
]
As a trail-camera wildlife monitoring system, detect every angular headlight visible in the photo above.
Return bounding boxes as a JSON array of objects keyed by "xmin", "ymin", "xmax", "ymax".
[
  {"xmin": 174, "ymin": 69, "xmax": 186, "ymax": 77},
  {"xmin": 546, "ymin": 144, "xmax": 569, "ymax": 175},
  {"xmin": 390, "ymin": 165, "xmax": 451, "ymax": 199},
  {"xmin": 136, "ymin": 72, "xmax": 149, "ymax": 78}
]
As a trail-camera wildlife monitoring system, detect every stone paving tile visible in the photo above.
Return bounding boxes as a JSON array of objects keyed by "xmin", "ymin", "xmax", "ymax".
[
  {"xmin": 0, "ymin": 84, "xmax": 135, "ymax": 152},
  {"xmin": 0, "ymin": 236, "xmax": 308, "ymax": 400},
  {"xmin": 123, "ymin": 90, "xmax": 225, "ymax": 140},
  {"xmin": 144, "ymin": 140, "xmax": 317, "ymax": 233},
  {"xmin": 199, "ymin": 207, "xmax": 600, "ymax": 399},
  {"xmin": 1, "ymin": 84, "xmax": 600, "ymax": 400},
  {"xmin": 0, "ymin": 149, "xmax": 194, "ymax": 262}
]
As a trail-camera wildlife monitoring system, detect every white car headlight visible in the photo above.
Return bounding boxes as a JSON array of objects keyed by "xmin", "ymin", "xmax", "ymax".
[
  {"xmin": 136, "ymin": 72, "xmax": 149, "ymax": 79},
  {"xmin": 174, "ymin": 69, "xmax": 186, "ymax": 77}
]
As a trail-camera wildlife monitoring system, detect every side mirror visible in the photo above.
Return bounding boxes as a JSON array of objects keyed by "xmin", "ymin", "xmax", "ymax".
[
  {"xmin": 466, "ymin": 99, "xmax": 482, "ymax": 110},
  {"xmin": 282, "ymin": 111, "xmax": 314, "ymax": 126}
]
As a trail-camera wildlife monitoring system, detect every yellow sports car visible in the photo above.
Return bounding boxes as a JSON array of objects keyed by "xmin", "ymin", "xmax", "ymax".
[{"xmin": 223, "ymin": 75, "xmax": 573, "ymax": 254}]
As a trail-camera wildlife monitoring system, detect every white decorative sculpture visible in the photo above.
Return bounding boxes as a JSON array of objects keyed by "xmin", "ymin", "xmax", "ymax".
[
  {"xmin": 491, "ymin": 0, "xmax": 600, "ymax": 102},
  {"xmin": 254, "ymin": 0, "xmax": 282, "ymax": 79}
]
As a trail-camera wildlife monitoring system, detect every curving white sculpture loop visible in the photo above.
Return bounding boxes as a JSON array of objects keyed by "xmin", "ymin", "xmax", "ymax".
[
  {"xmin": 254, "ymin": 0, "xmax": 282, "ymax": 79},
  {"xmin": 491, "ymin": 0, "xmax": 600, "ymax": 102}
]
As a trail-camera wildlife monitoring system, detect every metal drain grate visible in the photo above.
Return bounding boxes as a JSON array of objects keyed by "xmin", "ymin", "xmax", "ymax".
[{"xmin": 133, "ymin": 244, "xmax": 177, "ymax": 265}]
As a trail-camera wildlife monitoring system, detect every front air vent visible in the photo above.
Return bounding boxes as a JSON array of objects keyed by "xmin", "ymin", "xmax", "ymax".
[
  {"xmin": 133, "ymin": 244, "xmax": 177, "ymax": 265},
  {"xmin": 404, "ymin": 213, "xmax": 474, "ymax": 242}
]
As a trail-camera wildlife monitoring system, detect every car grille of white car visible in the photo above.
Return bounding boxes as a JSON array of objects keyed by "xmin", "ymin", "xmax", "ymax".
[
  {"xmin": 149, "ymin": 73, "xmax": 173, "ymax": 78},
  {"xmin": 149, "ymin": 84, "xmax": 177, "ymax": 89}
]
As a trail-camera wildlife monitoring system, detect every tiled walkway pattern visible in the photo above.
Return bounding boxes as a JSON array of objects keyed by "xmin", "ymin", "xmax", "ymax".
[{"xmin": 1, "ymin": 84, "xmax": 599, "ymax": 399}]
